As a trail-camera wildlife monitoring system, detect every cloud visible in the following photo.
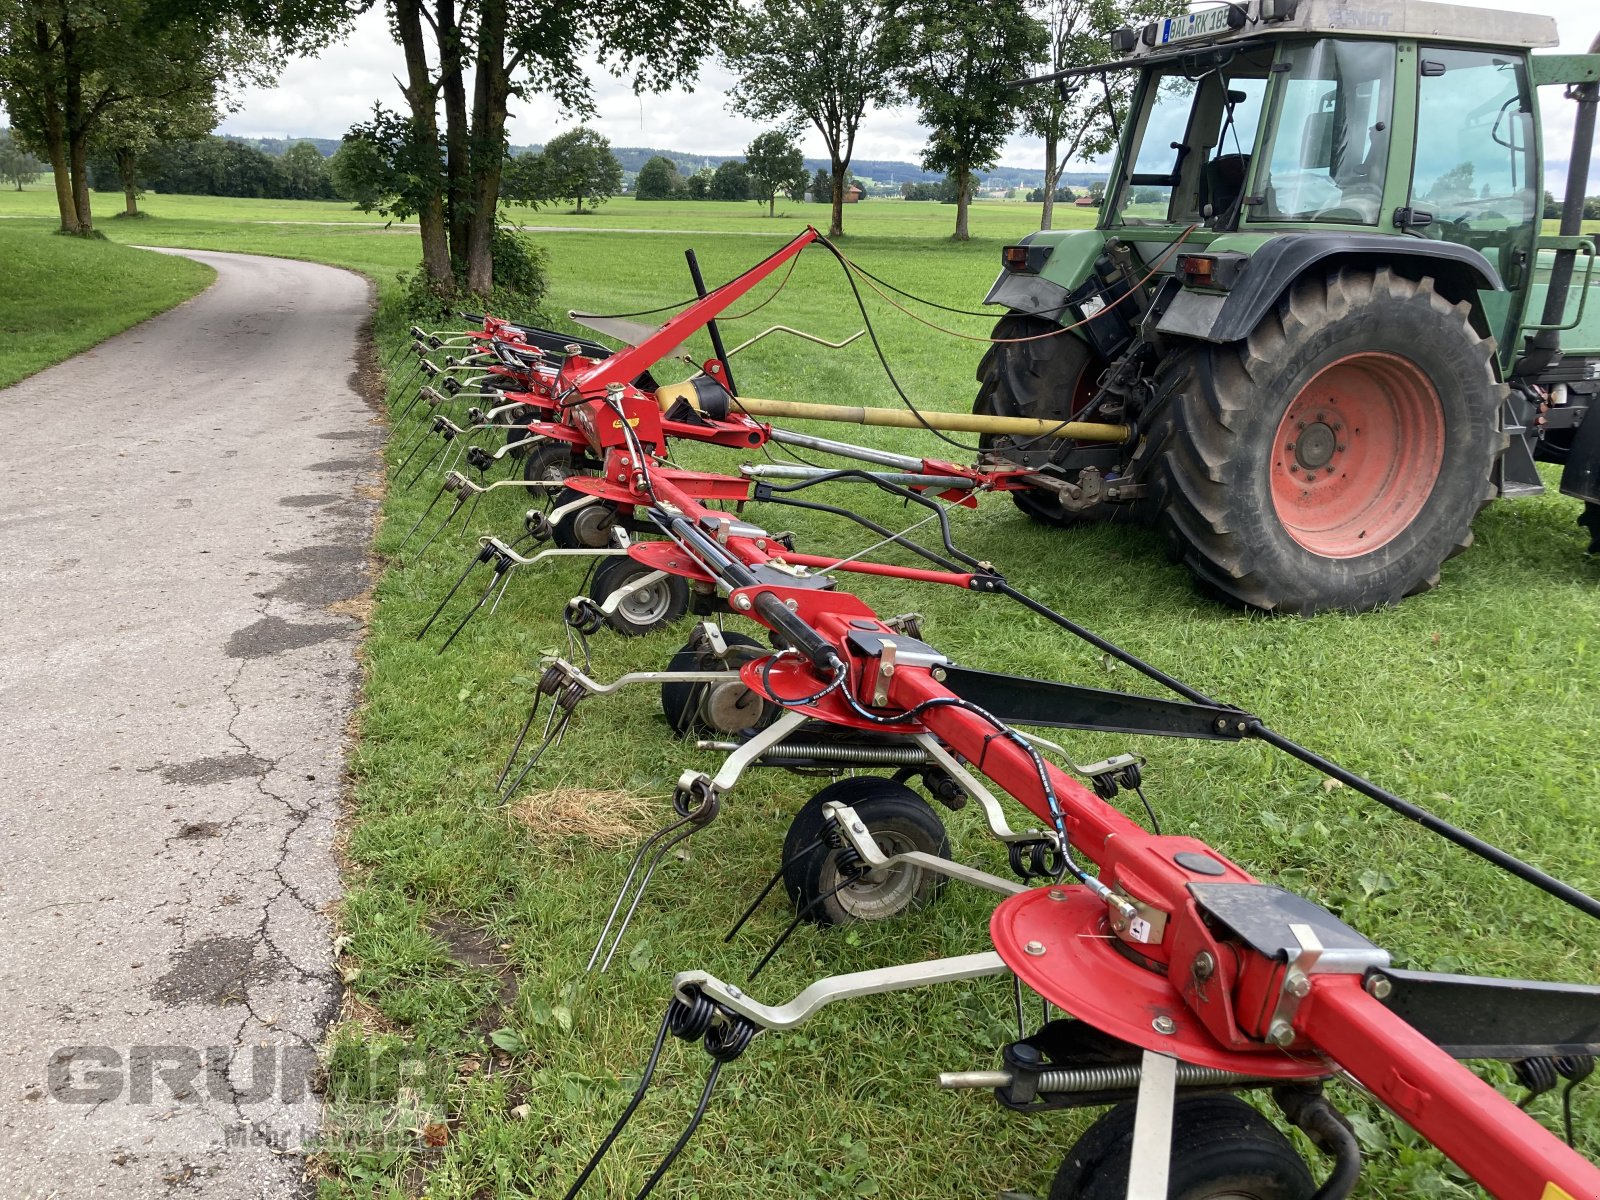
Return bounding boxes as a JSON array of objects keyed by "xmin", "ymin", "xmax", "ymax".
[{"xmin": 217, "ymin": 0, "xmax": 1598, "ymax": 191}]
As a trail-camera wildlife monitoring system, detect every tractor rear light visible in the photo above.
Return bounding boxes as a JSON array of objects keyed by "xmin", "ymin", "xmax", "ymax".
[
  {"xmin": 1177, "ymin": 254, "xmax": 1214, "ymax": 285},
  {"xmin": 1141, "ymin": 21, "xmax": 1159, "ymax": 46},
  {"xmin": 1001, "ymin": 243, "xmax": 1051, "ymax": 274},
  {"xmin": 1176, "ymin": 251, "xmax": 1249, "ymax": 290},
  {"xmin": 1109, "ymin": 26, "xmax": 1137, "ymax": 53}
]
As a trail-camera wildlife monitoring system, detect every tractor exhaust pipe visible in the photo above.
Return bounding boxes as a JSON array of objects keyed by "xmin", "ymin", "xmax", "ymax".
[{"xmin": 1520, "ymin": 28, "xmax": 1600, "ymax": 373}]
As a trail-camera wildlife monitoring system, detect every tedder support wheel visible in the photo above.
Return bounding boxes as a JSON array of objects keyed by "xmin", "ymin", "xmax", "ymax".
[
  {"xmin": 1142, "ymin": 268, "xmax": 1504, "ymax": 614},
  {"xmin": 1049, "ymin": 1094, "xmax": 1315, "ymax": 1200},
  {"xmin": 660, "ymin": 629, "xmax": 778, "ymax": 736},
  {"xmin": 522, "ymin": 441, "xmax": 575, "ymax": 485},
  {"xmin": 588, "ymin": 555, "xmax": 689, "ymax": 637},
  {"xmin": 550, "ymin": 486, "xmax": 617, "ymax": 549},
  {"xmin": 503, "ymin": 404, "xmax": 538, "ymax": 459},
  {"xmin": 782, "ymin": 777, "xmax": 949, "ymax": 926},
  {"xmin": 974, "ymin": 314, "xmax": 1106, "ymax": 527}
]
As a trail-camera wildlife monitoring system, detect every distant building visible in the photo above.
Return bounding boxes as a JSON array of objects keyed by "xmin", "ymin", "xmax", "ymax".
[
  {"xmin": 844, "ymin": 184, "xmax": 864, "ymax": 204},
  {"xmin": 1074, "ymin": 195, "xmax": 1098, "ymax": 207}
]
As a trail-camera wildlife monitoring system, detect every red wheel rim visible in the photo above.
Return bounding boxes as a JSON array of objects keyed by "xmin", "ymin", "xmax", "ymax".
[{"xmin": 1269, "ymin": 352, "xmax": 1445, "ymax": 559}]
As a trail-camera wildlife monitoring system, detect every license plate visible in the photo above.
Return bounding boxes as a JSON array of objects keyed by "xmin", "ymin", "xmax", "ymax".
[{"xmin": 1161, "ymin": 6, "xmax": 1235, "ymax": 44}]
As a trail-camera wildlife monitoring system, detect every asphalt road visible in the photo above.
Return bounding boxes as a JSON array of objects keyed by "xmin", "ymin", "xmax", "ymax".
[{"xmin": 0, "ymin": 250, "xmax": 379, "ymax": 1198}]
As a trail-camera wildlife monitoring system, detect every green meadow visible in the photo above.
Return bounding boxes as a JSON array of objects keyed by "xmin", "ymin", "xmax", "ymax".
[{"xmin": 3, "ymin": 185, "xmax": 1596, "ymax": 1198}]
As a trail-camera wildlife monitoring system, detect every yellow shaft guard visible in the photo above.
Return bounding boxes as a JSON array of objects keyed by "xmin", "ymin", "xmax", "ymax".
[{"xmin": 654, "ymin": 382, "xmax": 1130, "ymax": 445}]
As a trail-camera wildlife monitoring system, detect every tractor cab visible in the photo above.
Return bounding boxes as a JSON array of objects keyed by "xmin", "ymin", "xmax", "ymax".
[{"xmin": 979, "ymin": 0, "xmax": 1600, "ymax": 615}]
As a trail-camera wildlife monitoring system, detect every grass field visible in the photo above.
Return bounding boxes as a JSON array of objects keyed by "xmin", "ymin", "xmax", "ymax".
[
  {"xmin": 3, "ymin": 187, "xmax": 1598, "ymax": 1198},
  {"xmin": 0, "ymin": 223, "xmax": 214, "ymax": 388}
]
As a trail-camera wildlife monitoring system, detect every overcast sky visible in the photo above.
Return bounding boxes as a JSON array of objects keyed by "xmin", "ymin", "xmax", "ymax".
[{"xmin": 218, "ymin": 0, "xmax": 1598, "ymax": 184}]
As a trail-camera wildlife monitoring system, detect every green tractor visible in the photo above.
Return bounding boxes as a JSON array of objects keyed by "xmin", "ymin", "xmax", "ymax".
[{"xmin": 980, "ymin": 0, "xmax": 1599, "ymax": 614}]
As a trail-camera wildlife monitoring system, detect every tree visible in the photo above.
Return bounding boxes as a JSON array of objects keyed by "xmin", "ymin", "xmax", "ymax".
[
  {"xmin": 744, "ymin": 129, "xmax": 805, "ymax": 216},
  {"xmin": 810, "ymin": 167, "xmax": 831, "ymax": 203},
  {"xmin": 534, "ymin": 125, "xmax": 622, "ymax": 212},
  {"xmin": 1023, "ymin": 0, "xmax": 1173, "ymax": 231},
  {"xmin": 709, "ymin": 158, "xmax": 751, "ymax": 201},
  {"xmin": 0, "ymin": 128, "xmax": 42, "ymax": 189},
  {"xmin": 366, "ymin": 0, "xmax": 728, "ymax": 299},
  {"xmin": 280, "ymin": 140, "xmax": 334, "ymax": 200},
  {"xmin": 93, "ymin": 91, "xmax": 221, "ymax": 216},
  {"xmin": 0, "ymin": 0, "xmax": 320, "ymax": 236},
  {"xmin": 1585, "ymin": 195, "xmax": 1600, "ymax": 222},
  {"xmin": 1544, "ymin": 190, "xmax": 1561, "ymax": 220},
  {"xmin": 724, "ymin": 0, "xmax": 895, "ymax": 237},
  {"xmin": 885, "ymin": 0, "xmax": 1047, "ymax": 240},
  {"xmin": 685, "ymin": 167, "xmax": 713, "ymax": 200},
  {"xmin": 634, "ymin": 154, "xmax": 679, "ymax": 200}
]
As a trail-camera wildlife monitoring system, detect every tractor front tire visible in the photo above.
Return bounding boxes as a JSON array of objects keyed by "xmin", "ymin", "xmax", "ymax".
[{"xmin": 1143, "ymin": 268, "xmax": 1504, "ymax": 614}]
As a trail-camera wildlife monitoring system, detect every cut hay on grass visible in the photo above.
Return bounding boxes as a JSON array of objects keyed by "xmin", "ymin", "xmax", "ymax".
[{"xmin": 510, "ymin": 786, "xmax": 657, "ymax": 848}]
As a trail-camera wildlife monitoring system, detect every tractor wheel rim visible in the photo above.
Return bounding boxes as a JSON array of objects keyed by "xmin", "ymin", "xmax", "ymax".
[{"xmin": 1269, "ymin": 352, "xmax": 1445, "ymax": 559}]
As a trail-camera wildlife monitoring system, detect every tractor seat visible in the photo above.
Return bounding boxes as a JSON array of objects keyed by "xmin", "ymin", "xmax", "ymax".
[{"xmin": 1201, "ymin": 153, "xmax": 1250, "ymax": 226}]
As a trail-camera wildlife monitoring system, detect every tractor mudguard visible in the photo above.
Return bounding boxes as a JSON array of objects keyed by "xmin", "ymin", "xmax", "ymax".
[
  {"xmin": 1156, "ymin": 234, "xmax": 1506, "ymax": 344},
  {"xmin": 983, "ymin": 270, "xmax": 1075, "ymax": 325},
  {"xmin": 982, "ymin": 229, "xmax": 1106, "ymax": 326},
  {"xmin": 1559, "ymin": 401, "xmax": 1600, "ymax": 503}
]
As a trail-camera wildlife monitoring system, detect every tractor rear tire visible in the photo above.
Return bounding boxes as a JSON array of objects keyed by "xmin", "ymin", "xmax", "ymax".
[
  {"xmin": 1141, "ymin": 268, "xmax": 1504, "ymax": 615},
  {"xmin": 1048, "ymin": 1095, "xmax": 1315, "ymax": 1200},
  {"xmin": 974, "ymin": 315, "xmax": 1105, "ymax": 527},
  {"xmin": 1580, "ymin": 503, "xmax": 1599, "ymax": 554}
]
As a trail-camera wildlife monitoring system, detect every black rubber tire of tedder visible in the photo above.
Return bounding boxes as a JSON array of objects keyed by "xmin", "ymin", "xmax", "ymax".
[
  {"xmin": 781, "ymin": 777, "xmax": 949, "ymax": 927},
  {"xmin": 1139, "ymin": 267, "xmax": 1505, "ymax": 615},
  {"xmin": 1048, "ymin": 1095, "xmax": 1315, "ymax": 1200}
]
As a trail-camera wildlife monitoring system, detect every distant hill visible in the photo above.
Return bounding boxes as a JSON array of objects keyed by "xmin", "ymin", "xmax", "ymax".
[
  {"xmin": 230, "ymin": 135, "xmax": 342, "ymax": 158},
  {"xmin": 226, "ymin": 134, "xmax": 1108, "ymax": 192}
]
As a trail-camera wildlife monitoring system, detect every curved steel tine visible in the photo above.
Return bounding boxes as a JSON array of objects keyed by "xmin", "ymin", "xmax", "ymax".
[
  {"xmin": 436, "ymin": 563, "xmax": 508, "ymax": 653},
  {"xmin": 413, "ymin": 494, "xmax": 469, "ymax": 559},
  {"xmin": 494, "ymin": 692, "xmax": 545, "ymax": 794},
  {"xmin": 415, "ymin": 544, "xmax": 492, "ymax": 640},
  {"xmin": 400, "ymin": 480, "xmax": 452, "ymax": 550},
  {"xmin": 485, "ymin": 562, "xmax": 518, "ymax": 618},
  {"xmin": 401, "ymin": 440, "xmax": 449, "ymax": 491},
  {"xmin": 585, "ymin": 814, "xmax": 697, "ymax": 972},
  {"xmin": 560, "ymin": 1006, "xmax": 676, "ymax": 1200},
  {"xmin": 632, "ymin": 1063, "xmax": 725, "ymax": 1200},
  {"xmin": 392, "ymin": 420, "xmax": 437, "ymax": 475},
  {"xmin": 496, "ymin": 705, "xmax": 577, "ymax": 803},
  {"xmin": 597, "ymin": 822, "xmax": 703, "ymax": 974}
]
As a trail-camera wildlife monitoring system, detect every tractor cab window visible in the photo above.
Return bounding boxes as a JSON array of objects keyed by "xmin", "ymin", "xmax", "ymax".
[
  {"xmin": 1256, "ymin": 39, "xmax": 1396, "ymax": 225},
  {"xmin": 1407, "ymin": 47, "xmax": 1537, "ymax": 286},
  {"xmin": 1114, "ymin": 51, "xmax": 1270, "ymax": 227}
]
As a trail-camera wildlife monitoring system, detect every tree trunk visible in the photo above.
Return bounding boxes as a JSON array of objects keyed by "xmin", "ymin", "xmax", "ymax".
[
  {"xmin": 395, "ymin": 0, "xmax": 453, "ymax": 286},
  {"xmin": 768, "ymin": 195, "xmax": 775, "ymax": 217},
  {"xmin": 30, "ymin": 18, "xmax": 78, "ymax": 233},
  {"xmin": 438, "ymin": 0, "xmax": 470, "ymax": 266},
  {"xmin": 44, "ymin": 129, "xmax": 76, "ymax": 233},
  {"xmin": 1041, "ymin": 128, "xmax": 1058, "ymax": 231},
  {"xmin": 829, "ymin": 156, "xmax": 845, "ymax": 237},
  {"xmin": 952, "ymin": 166, "xmax": 970, "ymax": 241},
  {"xmin": 464, "ymin": 0, "xmax": 510, "ymax": 296},
  {"xmin": 116, "ymin": 149, "xmax": 139, "ymax": 216},
  {"xmin": 68, "ymin": 130, "xmax": 93, "ymax": 234}
]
